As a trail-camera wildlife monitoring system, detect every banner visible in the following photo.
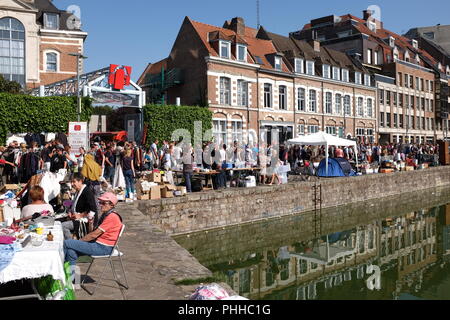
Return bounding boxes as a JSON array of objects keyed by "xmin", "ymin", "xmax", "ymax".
[{"xmin": 68, "ymin": 122, "xmax": 89, "ymax": 152}]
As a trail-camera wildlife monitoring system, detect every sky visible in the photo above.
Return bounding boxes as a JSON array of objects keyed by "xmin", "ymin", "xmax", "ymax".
[{"xmin": 53, "ymin": 0, "xmax": 450, "ymax": 82}]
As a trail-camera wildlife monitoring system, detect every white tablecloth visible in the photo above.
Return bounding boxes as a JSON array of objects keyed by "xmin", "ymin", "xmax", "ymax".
[{"xmin": 0, "ymin": 222, "xmax": 66, "ymax": 284}]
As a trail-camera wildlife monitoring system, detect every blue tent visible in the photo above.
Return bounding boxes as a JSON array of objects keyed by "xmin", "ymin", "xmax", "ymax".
[{"xmin": 317, "ymin": 158, "xmax": 356, "ymax": 177}]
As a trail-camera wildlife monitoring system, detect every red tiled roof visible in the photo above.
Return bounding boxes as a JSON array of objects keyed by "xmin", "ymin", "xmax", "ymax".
[{"xmin": 188, "ymin": 17, "xmax": 287, "ymax": 71}]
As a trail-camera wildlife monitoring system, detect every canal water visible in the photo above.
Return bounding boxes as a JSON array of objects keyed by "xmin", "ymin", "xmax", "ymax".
[{"xmin": 174, "ymin": 187, "xmax": 450, "ymax": 300}]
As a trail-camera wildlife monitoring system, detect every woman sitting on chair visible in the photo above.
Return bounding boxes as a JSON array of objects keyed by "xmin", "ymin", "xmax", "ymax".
[{"xmin": 63, "ymin": 192, "xmax": 123, "ymax": 267}]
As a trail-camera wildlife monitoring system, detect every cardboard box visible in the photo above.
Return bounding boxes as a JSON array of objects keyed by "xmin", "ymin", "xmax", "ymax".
[
  {"xmin": 147, "ymin": 172, "xmax": 162, "ymax": 183},
  {"xmin": 149, "ymin": 186, "xmax": 161, "ymax": 200},
  {"xmin": 405, "ymin": 166, "xmax": 415, "ymax": 171},
  {"xmin": 176, "ymin": 186, "xmax": 187, "ymax": 196},
  {"xmin": 161, "ymin": 184, "xmax": 176, "ymax": 198}
]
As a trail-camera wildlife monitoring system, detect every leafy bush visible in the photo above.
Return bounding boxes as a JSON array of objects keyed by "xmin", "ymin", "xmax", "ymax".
[
  {"xmin": 143, "ymin": 104, "xmax": 212, "ymax": 146},
  {"xmin": 0, "ymin": 93, "xmax": 93, "ymax": 144},
  {"xmin": 0, "ymin": 75, "xmax": 22, "ymax": 94}
]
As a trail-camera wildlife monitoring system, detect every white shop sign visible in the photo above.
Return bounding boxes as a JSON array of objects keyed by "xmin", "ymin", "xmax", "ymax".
[{"xmin": 68, "ymin": 122, "xmax": 89, "ymax": 152}]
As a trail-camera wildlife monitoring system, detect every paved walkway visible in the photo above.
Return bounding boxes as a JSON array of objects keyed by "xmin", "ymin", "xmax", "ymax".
[{"xmin": 75, "ymin": 202, "xmax": 216, "ymax": 300}]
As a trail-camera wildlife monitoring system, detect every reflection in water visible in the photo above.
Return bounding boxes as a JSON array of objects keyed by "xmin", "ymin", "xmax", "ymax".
[{"xmin": 175, "ymin": 189, "xmax": 450, "ymax": 300}]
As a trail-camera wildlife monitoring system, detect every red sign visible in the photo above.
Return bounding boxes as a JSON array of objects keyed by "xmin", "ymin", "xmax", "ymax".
[
  {"xmin": 74, "ymin": 125, "xmax": 81, "ymax": 131},
  {"xmin": 108, "ymin": 64, "xmax": 132, "ymax": 90}
]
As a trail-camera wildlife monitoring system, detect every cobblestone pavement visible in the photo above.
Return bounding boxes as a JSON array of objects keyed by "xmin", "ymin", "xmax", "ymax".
[{"xmin": 75, "ymin": 202, "xmax": 214, "ymax": 300}]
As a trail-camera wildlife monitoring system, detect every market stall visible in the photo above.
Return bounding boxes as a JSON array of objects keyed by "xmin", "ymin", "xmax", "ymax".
[{"xmin": 287, "ymin": 131, "xmax": 359, "ymax": 176}]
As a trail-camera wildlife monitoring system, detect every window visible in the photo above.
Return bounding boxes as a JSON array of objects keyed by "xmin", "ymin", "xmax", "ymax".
[
  {"xmin": 420, "ymin": 79, "xmax": 424, "ymax": 92},
  {"xmin": 335, "ymin": 94, "xmax": 342, "ymax": 115},
  {"xmin": 274, "ymin": 56, "xmax": 282, "ymax": 71},
  {"xmin": 355, "ymin": 72, "xmax": 362, "ymax": 85},
  {"xmin": 364, "ymin": 74, "xmax": 371, "ymax": 86},
  {"xmin": 0, "ymin": 18, "xmax": 25, "ymax": 87},
  {"xmin": 237, "ymin": 45, "xmax": 247, "ymax": 62},
  {"xmin": 367, "ymin": 49, "xmax": 372, "ymax": 64},
  {"xmin": 44, "ymin": 13, "xmax": 59, "ymax": 30},
  {"xmin": 344, "ymin": 95, "xmax": 351, "ymax": 115},
  {"xmin": 367, "ymin": 98, "xmax": 373, "ymax": 118},
  {"xmin": 389, "ymin": 36, "xmax": 395, "ymax": 48},
  {"xmin": 308, "ymin": 125, "xmax": 319, "ymax": 134},
  {"xmin": 399, "ymin": 114, "xmax": 404, "ymax": 128},
  {"xmin": 380, "ymin": 112, "xmax": 385, "ymax": 127},
  {"xmin": 255, "ymin": 56, "xmax": 264, "ymax": 65},
  {"xmin": 421, "ymin": 97, "xmax": 425, "ymax": 110},
  {"xmin": 237, "ymin": 80, "xmax": 248, "ymax": 107},
  {"xmin": 386, "ymin": 91, "xmax": 391, "ymax": 105},
  {"xmin": 309, "ymin": 90, "xmax": 317, "ymax": 112},
  {"xmin": 264, "ymin": 84, "xmax": 272, "ymax": 108},
  {"xmin": 405, "ymin": 95, "xmax": 409, "ymax": 109},
  {"xmin": 297, "ymin": 88, "xmax": 306, "ymax": 111},
  {"xmin": 297, "ymin": 124, "xmax": 305, "ymax": 136},
  {"xmin": 219, "ymin": 77, "xmax": 231, "ymax": 105},
  {"xmin": 405, "ymin": 74, "xmax": 409, "ymax": 88},
  {"xmin": 326, "ymin": 126, "xmax": 337, "ymax": 135},
  {"xmin": 394, "ymin": 114, "xmax": 398, "ymax": 128},
  {"xmin": 409, "ymin": 75, "xmax": 414, "ymax": 89},
  {"xmin": 46, "ymin": 52, "xmax": 57, "ymax": 72},
  {"xmin": 358, "ymin": 97, "xmax": 364, "ymax": 117},
  {"xmin": 332, "ymin": 67, "xmax": 340, "ymax": 80},
  {"xmin": 399, "ymin": 93, "xmax": 403, "ymax": 107},
  {"xmin": 295, "ymin": 58, "xmax": 304, "ymax": 73},
  {"xmin": 342, "ymin": 69, "xmax": 349, "ymax": 82},
  {"xmin": 325, "ymin": 92, "xmax": 332, "ymax": 114},
  {"xmin": 430, "ymin": 100, "xmax": 434, "ymax": 112},
  {"xmin": 231, "ymin": 120, "xmax": 243, "ymax": 144},
  {"xmin": 398, "ymin": 72, "xmax": 402, "ymax": 86},
  {"xmin": 424, "ymin": 32, "xmax": 435, "ymax": 40},
  {"xmin": 213, "ymin": 120, "xmax": 227, "ymax": 145},
  {"xmin": 379, "ymin": 90, "xmax": 384, "ymax": 105},
  {"xmin": 220, "ymin": 41, "xmax": 231, "ymax": 59},
  {"xmin": 374, "ymin": 51, "xmax": 379, "ymax": 65},
  {"xmin": 306, "ymin": 60, "xmax": 315, "ymax": 75},
  {"xmin": 393, "ymin": 92, "xmax": 397, "ymax": 106},
  {"xmin": 323, "ymin": 64, "xmax": 331, "ymax": 78},
  {"xmin": 386, "ymin": 113, "xmax": 391, "ymax": 127},
  {"xmin": 410, "ymin": 95, "xmax": 414, "ymax": 108},
  {"xmin": 279, "ymin": 85, "xmax": 287, "ymax": 110}
]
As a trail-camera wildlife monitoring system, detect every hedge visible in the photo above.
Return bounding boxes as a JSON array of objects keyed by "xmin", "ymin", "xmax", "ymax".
[
  {"xmin": 0, "ymin": 93, "xmax": 93, "ymax": 144},
  {"xmin": 143, "ymin": 104, "xmax": 213, "ymax": 146}
]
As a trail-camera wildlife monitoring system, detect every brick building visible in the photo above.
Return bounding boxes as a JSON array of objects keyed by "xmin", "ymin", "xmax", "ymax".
[
  {"xmin": 138, "ymin": 17, "xmax": 377, "ymax": 146},
  {"xmin": 0, "ymin": 0, "xmax": 87, "ymax": 89},
  {"xmin": 292, "ymin": 10, "xmax": 450, "ymax": 143}
]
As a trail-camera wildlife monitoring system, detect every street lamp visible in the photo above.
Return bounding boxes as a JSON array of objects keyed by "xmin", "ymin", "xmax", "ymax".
[{"xmin": 69, "ymin": 53, "xmax": 88, "ymax": 121}]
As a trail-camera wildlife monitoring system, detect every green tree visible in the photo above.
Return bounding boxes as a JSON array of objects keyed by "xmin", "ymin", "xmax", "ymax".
[{"xmin": 0, "ymin": 75, "xmax": 23, "ymax": 94}]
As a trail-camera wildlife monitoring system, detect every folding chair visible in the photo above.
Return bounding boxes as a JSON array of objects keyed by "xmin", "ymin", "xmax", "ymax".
[{"xmin": 81, "ymin": 225, "xmax": 129, "ymax": 299}]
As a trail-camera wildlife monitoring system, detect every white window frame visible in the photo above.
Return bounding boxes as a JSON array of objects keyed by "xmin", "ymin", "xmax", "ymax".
[
  {"xmin": 231, "ymin": 120, "xmax": 243, "ymax": 144},
  {"xmin": 342, "ymin": 69, "xmax": 349, "ymax": 82},
  {"xmin": 358, "ymin": 97, "xmax": 364, "ymax": 117},
  {"xmin": 279, "ymin": 85, "xmax": 287, "ymax": 110},
  {"xmin": 297, "ymin": 124, "xmax": 305, "ymax": 136},
  {"xmin": 297, "ymin": 88, "xmax": 306, "ymax": 111},
  {"xmin": 364, "ymin": 74, "xmax": 371, "ymax": 86},
  {"xmin": 309, "ymin": 89, "xmax": 317, "ymax": 113},
  {"xmin": 45, "ymin": 51, "xmax": 58, "ymax": 72},
  {"xmin": 219, "ymin": 77, "xmax": 231, "ymax": 105},
  {"xmin": 236, "ymin": 44, "xmax": 247, "ymax": 62},
  {"xmin": 220, "ymin": 41, "xmax": 231, "ymax": 59},
  {"xmin": 308, "ymin": 125, "xmax": 319, "ymax": 134},
  {"xmin": 344, "ymin": 95, "xmax": 351, "ymax": 116},
  {"xmin": 237, "ymin": 80, "xmax": 248, "ymax": 107},
  {"xmin": 389, "ymin": 36, "xmax": 395, "ymax": 48},
  {"xmin": 322, "ymin": 64, "xmax": 331, "ymax": 79},
  {"xmin": 264, "ymin": 83, "xmax": 272, "ymax": 108},
  {"xmin": 326, "ymin": 126, "xmax": 337, "ymax": 136},
  {"xmin": 295, "ymin": 58, "xmax": 304, "ymax": 73},
  {"xmin": 335, "ymin": 94, "xmax": 342, "ymax": 115},
  {"xmin": 332, "ymin": 67, "xmax": 340, "ymax": 80},
  {"xmin": 355, "ymin": 72, "xmax": 362, "ymax": 85},
  {"xmin": 325, "ymin": 92, "xmax": 332, "ymax": 114},
  {"xmin": 306, "ymin": 60, "xmax": 315, "ymax": 75},
  {"xmin": 367, "ymin": 98, "xmax": 373, "ymax": 118},
  {"xmin": 213, "ymin": 119, "xmax": 227, "ymax": 145},
  {"xmin": 274, "ymin": 56, "xmax": 282, "ymax": 71},
  {"xmin": 367, "ymin": 49, "xmax": 372, "ymax": 64},
  {"xmin": 44, "ymin": 13, "xmax": 59, "ymax": 30}
]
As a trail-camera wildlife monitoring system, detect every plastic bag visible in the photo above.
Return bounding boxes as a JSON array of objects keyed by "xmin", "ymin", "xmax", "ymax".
[{"xmin": 190, "ymin": 283, "xmax": 230, "ymax": 300}]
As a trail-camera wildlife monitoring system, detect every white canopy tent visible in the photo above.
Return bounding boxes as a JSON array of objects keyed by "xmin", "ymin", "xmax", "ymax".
[{"xmin": 287, "ymin": 131, "xmax": 359, "ymax": 176}]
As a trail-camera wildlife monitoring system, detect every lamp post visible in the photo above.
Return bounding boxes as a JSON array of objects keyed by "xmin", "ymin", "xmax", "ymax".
[{"xmin": 69, "ymin": 53, "xmax": 88, "ymax": 121}]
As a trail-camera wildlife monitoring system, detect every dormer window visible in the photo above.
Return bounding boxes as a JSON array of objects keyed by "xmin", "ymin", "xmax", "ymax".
[
  {"xmin": 368, "ymin": 21, "xmax": 376, "ymax": 32},
  {"xmin": 322, "ymin": 64, "xmax": 331, "ymax": 78},
  {"xmin": 355, "ymin": 72, "xmax": 362, "ymax": 85},
  {"xmin": 236, "ymin": 44, "xmax": 247, "ymax": 62},
  {"xmin": 364, "ymin": 74, "xmax": 371, "ymax": 86},
  {"xmin": 412, "ymin": 40, "xmax": 418, "ymax": 49},
  {"xmin": 389, "ymin": 36, "xmax": 395, "ymax": 48},
  {"xmin": 306, "ymin": 60, "xmax": 315, "ymax": 75},
  {"xmin": 332, "ymin": 67, "xmax": 340, "ymax": 80},
  {"xmin": 220, "ymin": 41, "xmax": 231, "ymax": 59},
  {"xmin": 44, "ymin": 13, "xmax": 59, "ymax": 30},
  {"xmin": 274, "ymin": 56, "xmax": 282, "ymax": 71},
  {"xmin": 295, "ymin": 58, "xmax": 304, "ymax": 73},
  {"xmin": 342, "ymin": 69, "xmax": 349, "ymax": 82}
]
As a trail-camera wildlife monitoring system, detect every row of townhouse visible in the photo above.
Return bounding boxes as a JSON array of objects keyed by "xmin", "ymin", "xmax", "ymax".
[
  {"xmin": 138, "ymin": 17, "xmax": 378, "ymax": 146},
  {"xmin": 139, "ymin": 11, "xmax": 450, "ymax": 146}
]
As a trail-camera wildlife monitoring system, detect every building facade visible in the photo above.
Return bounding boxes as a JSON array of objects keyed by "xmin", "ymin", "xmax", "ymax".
[
  {"xmin": 0, "ymin": 0, "xmax": 87, "ymax": 89},
  {"xmin": 138, "ymin": 17, "xmax": 377, "ymax": 146},
  {"xmin": 293, "ymin": 10, "xmax": 450, "ymax": 143}
]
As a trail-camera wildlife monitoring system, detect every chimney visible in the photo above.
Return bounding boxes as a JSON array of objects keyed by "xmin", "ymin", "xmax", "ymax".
[
  {"xmin": 363, "ymin": 10, "xmax": 373, "ymax": 21},
  {"xmin": 229, "ymin": 17, "xmax": 245, "ymax": 36},
  {"xmin": 308, "ymin": 40, "xmax": 321, "ymax": 52}
]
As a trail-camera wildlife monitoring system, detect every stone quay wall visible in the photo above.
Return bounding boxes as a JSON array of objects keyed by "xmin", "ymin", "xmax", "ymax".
[{"xmin": 138, "ymin": 166, "xmax": 450, "ymax": 235}]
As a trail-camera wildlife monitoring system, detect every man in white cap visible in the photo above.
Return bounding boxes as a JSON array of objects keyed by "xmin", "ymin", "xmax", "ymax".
[{"xmin": 64, "ymin": 192, "xmax": 123, "ymax": 267}]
